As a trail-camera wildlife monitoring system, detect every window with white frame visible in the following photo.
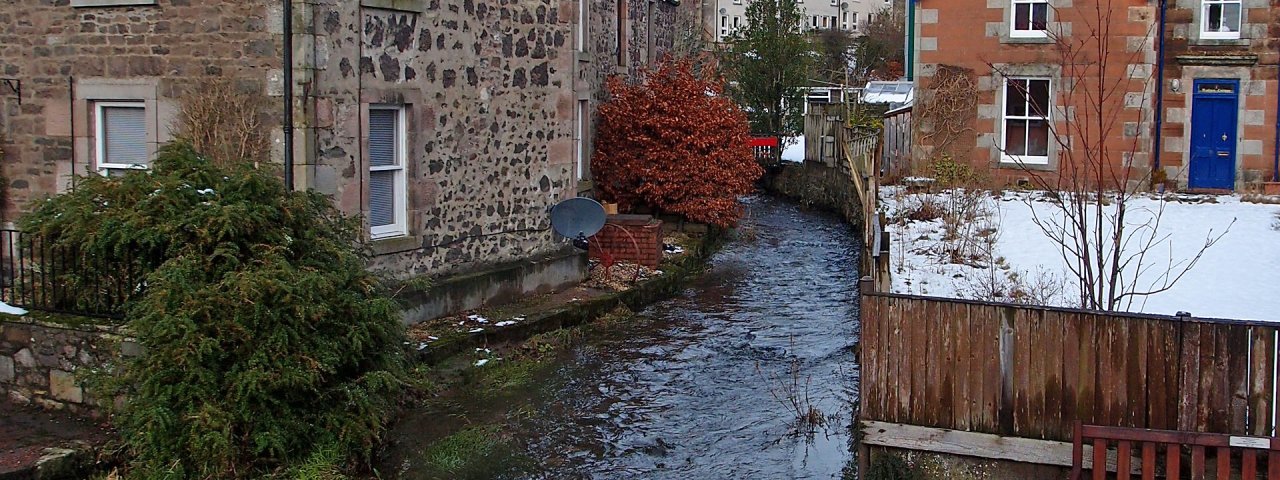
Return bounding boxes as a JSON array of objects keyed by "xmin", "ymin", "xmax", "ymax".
[
  {"xmin": 95, "ymin": 102, "xmax": 149, "ymax": 172},
  {"xmin": 1010, "ymin": 0, "xmax": 1049, "ymax": 37},
  {"xmin": 851, "ymin": 12, "xmax": 858, "ymax": 30},
  {"xmin": 1201, "ymin": 0, "xmax": 1241, "ymax": 39},
  {"xmin": 732, "ymin": 16, "xmax": 740, "ymax": 34},
  {"xmin": 368, "ymin": 106, "xmax": 407, "ymax": 239},
  {"xmin": 1002, "ymin": 78, "xmax": 1051, "ymax": 165},
  {"xmin": 575, "ymin": 100, "xmax": 589, "ymax": 180},
  {"xmin": 577, "ymin": 0, "xmax": 588, "ymax": 52},
  {"xmin": 720, "ymin": 15, "xmax": 728, "ymax": 39}
]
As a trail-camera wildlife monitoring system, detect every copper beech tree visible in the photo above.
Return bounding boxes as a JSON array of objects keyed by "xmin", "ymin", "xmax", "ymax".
[{"xmin": 593, "ymin": 58, "xmax": 763, "ymax": 227}]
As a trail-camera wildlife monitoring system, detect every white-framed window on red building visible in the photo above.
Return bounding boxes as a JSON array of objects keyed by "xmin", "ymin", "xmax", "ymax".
[
  {"xmin": 1001, "ymin": 78, "xmax": 1051, "ymax": 166},
  {"xmin": 1010, "ymin": 0, "xmax": 1049, "ymax": 38},
  {"xmin": 1201, "ymin": 0, "xmax": 1241, "ymax": 39}
]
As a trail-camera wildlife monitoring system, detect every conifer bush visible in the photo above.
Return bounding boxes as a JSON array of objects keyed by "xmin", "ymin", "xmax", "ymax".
[
  {"xmin": 20, "ymin": 143, "xmax": 406, "ymax": 478},
  {"xmin": 593, "ymin": 57, "xmax": 763, "ymax": 227}
]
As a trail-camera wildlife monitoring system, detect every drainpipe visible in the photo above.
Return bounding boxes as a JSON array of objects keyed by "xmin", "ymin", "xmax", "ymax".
[
  {"xmin": 1152, "ymin": 0, "xmax": 1166, "ymax": 175},
  {"xmin": 905, "ymin": 0, "xmax": 915, "ymax": 81},
  {"xmin": 282, "ymin": 0, "xmax": 295, "ymax": 191},
  {"xmin": 1273, "ymin": 56, "xmax": 1280, "ymax": 181},
  {"xmin": 68, "ymin": 76, "xmax": 76, "ymax": 188}
]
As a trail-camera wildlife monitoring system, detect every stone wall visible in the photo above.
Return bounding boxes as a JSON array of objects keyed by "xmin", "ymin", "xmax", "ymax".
[
  {"xmin": 0, "ymin": 0, "xmax": 283, "ymax": 222},
  {"xmin": 763, "ymin": 161, "xmax": 865, "ymax": 230},
  {"xmin": 0, "ymin": 315, "xmax": 128, "ymax": 416},
  {"xmin": 0, "ymin": 0, "xmax": 689, "ymax": 309}
]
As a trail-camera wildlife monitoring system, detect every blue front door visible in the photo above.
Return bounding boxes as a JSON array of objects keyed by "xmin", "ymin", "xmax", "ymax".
[{"xmin": 1188, "ymin": 79, "xmax": 1239, "ymax": 190}]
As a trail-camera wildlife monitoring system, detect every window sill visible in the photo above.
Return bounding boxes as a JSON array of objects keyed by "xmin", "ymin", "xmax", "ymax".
[
  {"xmin": 71, "ymin": 0, "xmax": 157, "ymax": 6},
  {"xmin": 1189, "ymin": 37, "xmax": 1249, "ymax": 47},
  {"xmin": 997, "ymin": 159, "xmax": 1053, "ymax": 171},
  {"xmin": 1002, "ymin": 35, "xmax": 1053, "ymax": 45},
  {"xmin": 369, "ymin": 234, "xmax": 420, "ymax": 255}
]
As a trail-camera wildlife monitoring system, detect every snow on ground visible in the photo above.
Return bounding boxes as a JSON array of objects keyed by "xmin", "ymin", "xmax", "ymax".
[
  {"xmin": 781, "ymin": 136, "xmax": 804, "ymax": 163},
  {"xmin": 0, "ymin": 301, "xmax": 27, "ymax": 316},
  {"xmin": 882, "ymin": 186, "xmax": 1280, "ymax": 321}
]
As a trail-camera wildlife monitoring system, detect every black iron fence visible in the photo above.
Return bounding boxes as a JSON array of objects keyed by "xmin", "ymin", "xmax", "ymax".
[{"xmin": 0, "ymin": 229, "xmax": 138, "ymax": 319}]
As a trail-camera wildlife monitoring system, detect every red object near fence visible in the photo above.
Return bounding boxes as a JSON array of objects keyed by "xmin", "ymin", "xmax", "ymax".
[
  {"xmin": 1072, "ymin": 422, "xmax": 1280, "ymax": 479},
  {"xmin": 750, "ymin": 136, "xmax": 779, "ymax": 163},
  {"xmin": 588, "ymin": 215, "xmax": 664, "ymax": 269}
]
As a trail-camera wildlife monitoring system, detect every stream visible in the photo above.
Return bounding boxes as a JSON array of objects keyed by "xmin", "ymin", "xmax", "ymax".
[{"xmin": 384, "ymin": 195, "xmax": 862, "ymax": 479}]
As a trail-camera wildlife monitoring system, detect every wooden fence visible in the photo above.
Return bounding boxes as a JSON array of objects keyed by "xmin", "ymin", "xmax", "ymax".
[{"xmin": 861, "ymin": 292, "xmax": 1280, "ymax": 443}]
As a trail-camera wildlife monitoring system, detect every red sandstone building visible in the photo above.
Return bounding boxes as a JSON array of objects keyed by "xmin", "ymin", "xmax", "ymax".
[{"xmin": 910, "ymin": 0, "xmax": 1279, "ymax": 192}]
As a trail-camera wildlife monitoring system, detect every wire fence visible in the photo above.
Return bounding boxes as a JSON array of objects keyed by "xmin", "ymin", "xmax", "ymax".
[{"xmin": 0, "ymin": 229, "xmax": 138, "ymax": 319}]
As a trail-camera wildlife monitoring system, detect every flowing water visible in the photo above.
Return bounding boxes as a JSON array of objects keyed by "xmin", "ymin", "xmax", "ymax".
[{"xmin": 385, "ymin": 196, "xmax": 862, "ymax": 479}]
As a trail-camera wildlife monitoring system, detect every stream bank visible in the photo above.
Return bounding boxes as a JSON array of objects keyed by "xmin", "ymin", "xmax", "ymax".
[{"xmin": 378, "ymin": 196, "xmax": 863, "ymax": 479}]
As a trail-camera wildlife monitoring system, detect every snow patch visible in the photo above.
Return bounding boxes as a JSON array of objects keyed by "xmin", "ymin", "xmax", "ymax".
[
  {"xmin": 0, "ymin": 301, "xmax": 27, "ymax": 316},
  {"xmin": 883, "ymin": 187, "xmax": 1280, "ymax": 321},
  {"xmin": 781, "ymin": 136, "xmax": 805, "ymax": 163}
]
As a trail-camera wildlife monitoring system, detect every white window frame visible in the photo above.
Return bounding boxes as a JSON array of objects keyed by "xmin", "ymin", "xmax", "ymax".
[
  {"xmin": 368, "ymin": 105, "xmax": 409, "ymax": 240},
  {"xmin": 720, "ymin": 15, "xmax": 728, "ymax": 39},
  {"xmin": 1200, "ymin": 0, "xmax": 1242, "ymax": 39},
  {"xmin": 575, "ymin": 100, "xmax": 590, "ymax": 180},
  {"xmin": 577, "ymin": 0, "xmax": 588, "ymax": 52},
  {"xmin": 1010, "ymin": 0, "xmax": 1049, "ymax": 38},
  {"xmin": 1000, "ymin": 78, "xmax": 1052, "ymax": 166},
  {"xmin": 94, "ymin": 101, "xmax": 149, "ymax": 173}
]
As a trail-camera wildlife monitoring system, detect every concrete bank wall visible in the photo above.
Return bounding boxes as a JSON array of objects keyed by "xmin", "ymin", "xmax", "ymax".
[{"xmin": 762, "ymin": 161, "xmax": 864, "ymax": 230}]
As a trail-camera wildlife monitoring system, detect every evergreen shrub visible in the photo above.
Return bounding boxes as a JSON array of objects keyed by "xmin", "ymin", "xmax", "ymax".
[{"xmin": 21, "ymin": 143, "xmax": 406, "ymax": 478}]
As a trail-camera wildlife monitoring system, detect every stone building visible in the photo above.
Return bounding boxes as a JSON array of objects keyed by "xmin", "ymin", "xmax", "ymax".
[
  {"xmin": 0, "ymin": 0, "xmax": 691, "ymax": 321},
  {"xmin": 909, "ymin": 0, "xmax": 1280, "ymax": 192},
  {"xmin": 713, "ymin": 0, "xmax": 888, "ymax": 42}
]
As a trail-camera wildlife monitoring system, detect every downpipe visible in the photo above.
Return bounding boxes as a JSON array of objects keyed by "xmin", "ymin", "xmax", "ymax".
[{"xmin": 283, "ymin": 0, "xmax": 295, "ymax": 191}]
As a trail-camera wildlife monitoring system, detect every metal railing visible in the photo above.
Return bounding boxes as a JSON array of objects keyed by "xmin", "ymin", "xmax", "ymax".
[
  {"xmin": 750, "ymin": 136, "xmax": 779, "ymax": 163},
  {"xmin": 0, "ymin": 229, "xmax": 137, "ymax": 319}
]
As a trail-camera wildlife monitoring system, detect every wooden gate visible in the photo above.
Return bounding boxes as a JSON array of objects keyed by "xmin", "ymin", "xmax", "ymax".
[{"xmin": 1073, "ymin": 423, "xmax": 1280, "ymax": 479}]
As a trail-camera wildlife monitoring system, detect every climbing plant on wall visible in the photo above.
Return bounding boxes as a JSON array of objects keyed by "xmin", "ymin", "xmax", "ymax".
[{"xmin": 593, "ymin": 58, "xmax": 763, "ymax": 228}]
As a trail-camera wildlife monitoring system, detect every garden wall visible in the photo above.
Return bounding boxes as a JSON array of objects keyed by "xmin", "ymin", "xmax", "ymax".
[{"xmin": 0, "ymin": 314, "xmax": 129, "ymax": 416}]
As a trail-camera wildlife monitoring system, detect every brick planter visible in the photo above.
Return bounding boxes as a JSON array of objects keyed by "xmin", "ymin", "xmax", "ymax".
[{"xmin": 588, "ymin": 214, "xmax": 664, "ymax": 268}]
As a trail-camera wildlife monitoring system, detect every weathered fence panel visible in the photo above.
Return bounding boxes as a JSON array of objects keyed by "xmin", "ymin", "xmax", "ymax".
[{"xmin": 862, "ymin": 293, "xmax": 1280, "ymax": 442}]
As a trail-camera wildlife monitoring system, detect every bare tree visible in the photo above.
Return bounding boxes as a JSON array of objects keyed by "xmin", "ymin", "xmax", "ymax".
[
  {"xmin": 987, "ymin": 0, "xmax": 1231, "ymax": 311},
  {"xmin": 171, "ymin": 78, "xmax": 271, "ymax": 167}
]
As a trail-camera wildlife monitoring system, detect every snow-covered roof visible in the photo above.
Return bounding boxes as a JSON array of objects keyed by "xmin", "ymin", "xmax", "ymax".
[{"xmin": 861, "ymin": 81, "xmax": 914, "ymax": 106}]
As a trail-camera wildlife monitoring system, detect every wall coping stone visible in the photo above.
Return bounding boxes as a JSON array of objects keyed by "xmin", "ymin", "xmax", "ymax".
[
  {"xmin": 360, "ymin": 0, "xmax": 429, "ymax": 12},
  {"xmin": 70, "ymin": 0, "xmax": 157, "ymax": 6}
]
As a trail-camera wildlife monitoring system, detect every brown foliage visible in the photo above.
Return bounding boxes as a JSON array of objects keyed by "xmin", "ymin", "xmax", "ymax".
[
  {"xmin": 171, "ymin": 78, "xmax": 270, "ymax": 166},
  {"xmin": 593, "ymin": 58, "xmax": 763, "ymax": 227}
]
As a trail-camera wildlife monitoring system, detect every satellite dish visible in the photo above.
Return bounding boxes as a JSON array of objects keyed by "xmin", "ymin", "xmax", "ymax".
[
  {"xmin": 719, "ymin": 7, "xmax": 726, "ymax": 14},
  {"xmin": 550, "ymin": 198, "xmax": 607, "ymax": 249}
]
